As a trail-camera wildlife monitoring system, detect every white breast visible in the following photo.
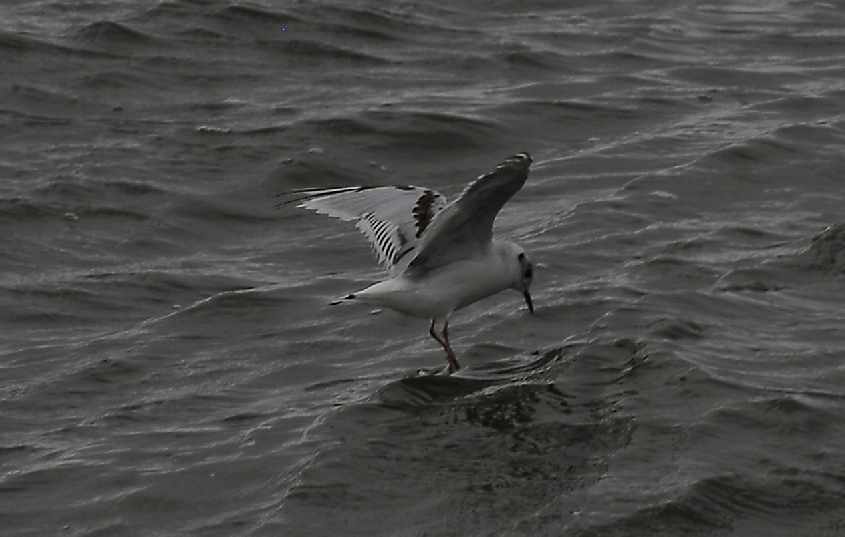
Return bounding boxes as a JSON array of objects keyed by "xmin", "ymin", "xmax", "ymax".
[{"xmin": 353, "ymin": 248, "xmax": 516, "ymax": 319}]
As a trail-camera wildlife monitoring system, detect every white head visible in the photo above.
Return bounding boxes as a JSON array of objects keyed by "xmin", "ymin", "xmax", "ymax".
[{"xmin": 497, "ymin": 240, "xmax": 534, "ymax": 314}]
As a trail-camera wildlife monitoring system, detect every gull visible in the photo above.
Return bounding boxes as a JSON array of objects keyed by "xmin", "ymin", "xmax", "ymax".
[{"xmin": 281, "ymin": 153, "xmax": 535, "ymax": 373}]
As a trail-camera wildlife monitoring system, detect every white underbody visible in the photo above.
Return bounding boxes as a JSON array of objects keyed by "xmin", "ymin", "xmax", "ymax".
[{"xmin": 353, "ymin": 242, "xmax": 518, "ymax": 320}]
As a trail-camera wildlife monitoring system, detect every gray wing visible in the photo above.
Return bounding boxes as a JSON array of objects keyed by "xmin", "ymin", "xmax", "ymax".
[
  {"xmin": 280, "ymin": 185, "xmax": 448, "ymax": 275},
  {"xmin": 407, "ymin": 152, "xmax": 532, "ymax": 272}
]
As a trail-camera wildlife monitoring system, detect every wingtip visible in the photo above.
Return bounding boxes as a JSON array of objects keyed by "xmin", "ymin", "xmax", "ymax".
[
  {"xmin": 511, "ymin": 152, "xmax": 533, "ymax": 167},
  {"xmin": 495, "ymin": 152, "xmax": 533, "ymax": 172},
  {"xmin": 273, "ymin": 186, "xmax": 366, "ymax": 210}
]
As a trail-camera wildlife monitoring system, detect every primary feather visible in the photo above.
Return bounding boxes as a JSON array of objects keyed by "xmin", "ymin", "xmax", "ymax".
[
  {"xmin": 280, "ymin": 152, "xmax": 531, "ymax": 277},
  {"xmin": 408, "ymin": 153, "xmax": 532, "ymax": 272},
  {"xmin": 286, "ymin": 185, "xmax": 448, "ymax": 275}
]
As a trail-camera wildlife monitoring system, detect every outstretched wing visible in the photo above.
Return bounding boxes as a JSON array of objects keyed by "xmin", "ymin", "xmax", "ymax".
[
  {"xmin": 280, "ymin": 185, "xmax": 448, "ymax": 275},
  {"xmin": 408, "ymin": 152, "xmax": 532, "ymax": 272}
]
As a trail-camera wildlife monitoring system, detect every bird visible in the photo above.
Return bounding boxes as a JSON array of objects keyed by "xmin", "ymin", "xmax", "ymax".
[{"xmin": 280, "ymin": 152, "xmax": 535, "ymax": 373}]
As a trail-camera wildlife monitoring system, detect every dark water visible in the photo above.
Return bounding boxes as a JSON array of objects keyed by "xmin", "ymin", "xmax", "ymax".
[{"xmin": 3, "ymin": 1, "xmax": 845, "ymax": 535}]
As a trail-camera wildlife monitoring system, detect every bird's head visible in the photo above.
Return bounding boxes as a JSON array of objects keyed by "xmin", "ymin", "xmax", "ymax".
[
  {"xmin": 516, "ymin": 250, "xmax": 534, "ymax": 314},
  {"xmin": 500, "ymin": 241, "xmax": 534, "ymax": 314}
]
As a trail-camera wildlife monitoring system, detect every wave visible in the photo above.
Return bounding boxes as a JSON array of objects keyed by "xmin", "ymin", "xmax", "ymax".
[
  {"xmin": 594, "ymin": 471, "xmax": 840, "ymax": 535},
  {"xmin": 35, "ymin": 178, "xmax": 166, "ymax": 199},
  {"xmin": 715, "ymin": 267, "xmax": 786, "ymax": 292},
  {"xmin": 76, "ymin": 69, "xmax": 153, "ymax": 91},
  {"xmin": 707, "ymin": 137, "xmax": 799, "ymax": 165},
  {"xmin": 0, "ymin": 198, "xmax": 149, "ymax": 224},
  {"xmin": 0, "ymin": 178, "xmax": 167, "ymax": 224},
  {"xmin": 73, "ymin": 20, "xmax": 157, "ymax": 48},
  {"xmin": 3, "ymin": 83, "xmax": 86, "ymax": 113},
  {"xmin": 0, "ymin": 28, "xmax": 116, "ymax": 60},
  {"xmin": 797, "ymin": 223, "xmax": 845, "ymax": 273},
  {"xmin": 215, "ymin": 4, "xmax": 292, "ymax": 25},
  {"xmin": 270, "ymin": 110, "xmax": 501, "ymax": 162},
  {"xmin": 258, "ymin": 38, "xmax": 391, "ymax": 65}
]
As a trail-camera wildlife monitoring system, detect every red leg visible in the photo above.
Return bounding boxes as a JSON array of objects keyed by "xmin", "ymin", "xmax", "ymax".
[
  {"xmin": 429, "ymin": 319, "xmax": 460, "ymax": 373},
  {"xmin": 442, "ymin": 320, "xmax": 460, "ymax": 372}
]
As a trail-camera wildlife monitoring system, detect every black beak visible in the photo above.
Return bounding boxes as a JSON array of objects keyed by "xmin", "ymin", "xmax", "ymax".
[{"xmin": 523, "ymin": 290, "xmax": 534, "ymax": 314}]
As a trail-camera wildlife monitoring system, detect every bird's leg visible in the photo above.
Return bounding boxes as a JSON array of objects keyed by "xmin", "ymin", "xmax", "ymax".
[
  {"xmin": 429, "ymin": 318, "xmax": 460, "ymax": 373},
  {"xmin": 441, "ymin": 320, "xmax": 461, "ymax": 372}
]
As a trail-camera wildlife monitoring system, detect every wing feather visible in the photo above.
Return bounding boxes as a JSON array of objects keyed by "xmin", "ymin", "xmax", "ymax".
[
  {"xmin": 409, "ymin": 153, "xmax": 532, "ymax": 272},
  {"xmin": 280, "ymin": 185, "xmax": 448, "ymax": 274},
  {"xmin": 278, "ymin": 152, "xmax": 530, "ymax": 275}
]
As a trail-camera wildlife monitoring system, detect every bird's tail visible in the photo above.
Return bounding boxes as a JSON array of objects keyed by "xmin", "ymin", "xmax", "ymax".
[{"xmin": 329, "ymin": 293, "xmax": 357, "ymax": 306}]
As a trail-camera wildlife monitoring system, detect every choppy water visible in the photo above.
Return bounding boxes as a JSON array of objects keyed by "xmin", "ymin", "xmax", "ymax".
[{"xmin": 3, "ymin": 1, "xmax": 845, "ymax": 535}]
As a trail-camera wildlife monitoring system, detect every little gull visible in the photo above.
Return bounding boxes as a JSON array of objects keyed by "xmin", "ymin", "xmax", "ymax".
[{"xmin": 281, "ymin": 153, "xmax": 534, "ymax": 373}]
